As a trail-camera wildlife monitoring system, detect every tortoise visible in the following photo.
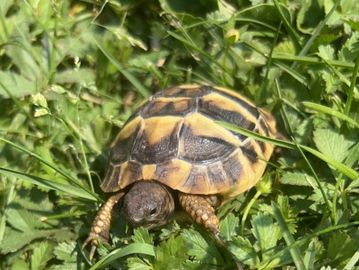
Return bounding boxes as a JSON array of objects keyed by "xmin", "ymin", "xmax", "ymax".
[{"xmin": 83, "ymin": 84, "xmax": 276, "ymax": 257}]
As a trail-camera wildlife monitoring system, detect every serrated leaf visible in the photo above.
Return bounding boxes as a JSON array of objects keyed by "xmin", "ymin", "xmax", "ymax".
[
  {"xmin": 158, "ymin": 221, "xmax": 181, "ymax": 241},
  {"xmin": 5, "ymin": 36, "xmax": 42, "ymax": 80},
  {"xmin": 127, "ymin": 257, "xmax": 153, "ymax": 270},
  {"xmin": 280, "ymin": 172, "xmax": 314, "ymax": 187},
  {"xmin": 181, "ymin": 229, "xmax": 222, "ymax": 265},
  {"xmin": 345, "ymin": 142, "xmax": 359, "ymax": 167},
  {"xmin": 6, "ymin": 208, "xmax": 45, "ymax": 232},
  {"xmin": 273, "ymin": 39, "xmax": 296, "ymax": 55},
  {"xmin": 304, "ymin": 239, "xmax": 318, "ymax": 270},
  {"xmin": 49, "ymin": 263, "xmax": 78, "ymax": 270},
  {"xmin": 128, "ymin": 51, "xmax": 169, "ymax": 69},
  {"xmin": 90, "ymin": 243, "xmax": 155, "ymax": 270},
  {"xmin": 320, "ymin": 70, "xmax": 341, "ymax": 94},
  {"xmin": 219, "ymin": 213, "xmax": 239, "ymax": 241},
  {"xmin": 53, "ymin": 242, "xmax": 77, "ymax": 262},
  {"xmin": 54, "ymin": 68, "xmax": 95, "ymax": 86},
  {"xmin": 229, "ymin": 236, "xmax": 259, "ymax": 266},
  {"xmin": 31, "ymin": 241, "xmax": 54, "ymax": 270},
  {"xmin": 0, "ymin": 228, "xmax": 58, "ymax": 254},
  {"xmin": 339, "ymin": 31, "xmax": 359, "ymax": 62},
  {"xmin": 251, "ymin": 212, "xmax": 281, "ymax": 260},
  {"xmin": 132, "ymin": 227, "xmax": 153, "ymax": 245},
  {"xmin": 323, "ymin": 0, "xmax": 342, "ymax": 26},
  {"xmin": 327, "ymin": 231, "xmax": 358, "ymax": 267},
  {"xmin": 318, "ymin": 45, "xmax": 336, "ymax": 60},
  {"xmin": 154, "ymin": 236, "xmax": 188, "ymax": 269},
  {"xmin": 10, "ymin": 259, "xmax": 30, "ymax": 270},
  {"xmin": 0, "ymin": 71, "xmax": 36, "ymax": 98},
  {"xmin": 14, "ymin": 188, "xmax": 55, "ymax": 214},
  {"xmin": 313, "ymin": 129, "xmax": 354, "ymax": 163},
  {"xmin": 297, "ymin": 0, "xmax": 325, "ymax": 34},
  {"xmin": 276, "ymin": 196, "xmax": 297, "ymax": 235}
]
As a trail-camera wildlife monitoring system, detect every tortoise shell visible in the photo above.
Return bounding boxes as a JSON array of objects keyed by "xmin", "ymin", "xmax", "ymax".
[{"xmin": 101, "ymin": 85, "xmax": 276, "ymax": 199}]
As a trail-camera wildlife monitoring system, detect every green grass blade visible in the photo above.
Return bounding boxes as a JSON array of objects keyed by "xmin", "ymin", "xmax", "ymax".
[
  {"xmin": 241, "ymin": 42, "xmax": 307, "ymax": 88},
  {"xmin": 303, "ymin": 240, "xmax": 316, "ymax": 270},
  {"xmin": 235, "ymin": 18, "xmax": 279, "ymax": 32},
  {"xmin": 89, "ymin": 243, "xmax": 155, "ymax": 270},
  {"xmin": 344, "ymin": 52, "xmax": 359, "ymax": 115},
  {"xmin": 343, "ymin": 251, "xmax": 359, "ymax": 270},
  {"xmin": 274, "ymin": 79, "xmax": 332, "ymax": 220},
  {"xmin": 94, "ymin": 38, "xmax": 150, "ymax": 98},
  {"xmin": 300, "ymin": 145, "xmax": 357, "ymax": 179},
  {"xmin": 273, "ymin": 61, "xmax": 309, "ymax": 88},
  {"xmin": 272, "ymin": 0, "xmax": 301, "ymax": 49},
  {"xmin": 235, "ymin": 3, "xmax": 286, "ymax": 32},
  {"xmin": 294, "ymin": 0, "xmax": 339, "ymax": 62},
  {"xmin": 0, "ymin": 167, "xmax": 97, "ymax": 201},
  {"xmin": 0, "ymin": 137, "xmax": 100, "ymax": 201},
  {"xmin": 272, "ymin": 202, "xmax": 305, "ymax": 270},
  {"xmin": 167, "ymin": 30, "xmax": 232, "ymax": 78},
  {"xmin": 0, "ymin": 80, "xmax": 36, "ymax": 125},
  {"xmin": 272, "ymin": 53, "xmax": 354, "ymax": 68},
  {"xmin": 263, "ymin": 220, "xmax": 359, "ymax": 267},
  {"xmin": 217, "ymin": 121, "xmax": 359, "ymax": 180},
  {"xmin": 321, "ymin": 58, "xmax": 351, "ymax": 87},
  {"xmin": 66, "ymin": 114, "xmax": 95, "ymax": 193},
  {"xmin": 302, "ymin": 102, "xmax": 359, "ymax": 128},
  {"xmin": 293, "ymin": 141, "xmax": 332, "ymax": 218}
]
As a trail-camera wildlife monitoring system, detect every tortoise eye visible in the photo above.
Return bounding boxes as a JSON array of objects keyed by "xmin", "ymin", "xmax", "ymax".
[{"xmin": 149, "ymin": 207, "xmax": 158, "ymax": 216}]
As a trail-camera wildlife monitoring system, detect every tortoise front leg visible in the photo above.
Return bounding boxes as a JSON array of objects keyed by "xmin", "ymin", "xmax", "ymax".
[
  {"xmin": 179, "ymin": 193, "xmax": 243, "ymax": 270},
  {"xmin": 178, "ymin": 193, "xmax": 220, "ymax": 237},
  {"xmin": 82, "ymin": 192, "xmax": 124, "ymax": 259}
]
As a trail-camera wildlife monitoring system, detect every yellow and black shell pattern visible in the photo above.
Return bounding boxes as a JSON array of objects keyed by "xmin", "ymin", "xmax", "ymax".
[{"xmin": 101, "ymin": 85, "xmax": 276, "ymax": 199}]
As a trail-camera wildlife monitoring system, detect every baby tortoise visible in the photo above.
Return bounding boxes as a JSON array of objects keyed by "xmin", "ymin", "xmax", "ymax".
[{"xmin": 83, "ymin": 84, "xmax": 276, "ymax": 259}]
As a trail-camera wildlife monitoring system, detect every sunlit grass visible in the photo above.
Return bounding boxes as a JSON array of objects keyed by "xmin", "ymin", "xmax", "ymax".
[{"xmin": 1, "ymin": 1, "xmax": 359, "ymax": 269}]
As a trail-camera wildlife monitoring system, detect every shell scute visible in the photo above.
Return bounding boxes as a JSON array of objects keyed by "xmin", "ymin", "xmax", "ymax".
[
  {"xmin": 154, "ymin": 85, "xmax": 211, "ymax": 98},
  {"xmin": 141, "ymin": 97, "xmax": 195, "ymax": 118},
  {"xmin": 110, "ymin": 116, "xmax": 142, "ymax": 163},
  {"xmin": 154, "ymin": 159, "xmax": 192, "ymax": 188},
  {"xmin": 240, "ymin": 143, "xmax": 258, "ymax": 164},
  {"xmin": 178, "ymin": 122, "xmax": 236, "ymax": 163},
  {"xmin": 221, "ymin": 150, "xmax": 243, "ymax": 185},
  {"xmin": 101, "ymin": 85, "xmax": 276, "ymax": 197},
  {"xmin": 181, "ymin": 165, "xmax": 210, "ymax": 194},
  {"xmin": 131, "ymin": 117, "xmax": 182, "ymax": 164}
]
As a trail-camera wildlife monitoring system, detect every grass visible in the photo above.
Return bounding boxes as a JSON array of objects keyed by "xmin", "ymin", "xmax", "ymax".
[{"xmin": 1, "ymin": 0, "xmax": 359, "ymax": 269}]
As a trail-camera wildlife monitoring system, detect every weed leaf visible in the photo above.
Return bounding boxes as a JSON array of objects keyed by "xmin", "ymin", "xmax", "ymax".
[{"xmin": 313, "ymin": 129, "xmax": 354, "ymax": 163}]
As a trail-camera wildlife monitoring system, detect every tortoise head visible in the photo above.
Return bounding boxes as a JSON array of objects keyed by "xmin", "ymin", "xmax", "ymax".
[{"xmin": 123, "ymin": 181, "xmax": 175, "ymax": 229}]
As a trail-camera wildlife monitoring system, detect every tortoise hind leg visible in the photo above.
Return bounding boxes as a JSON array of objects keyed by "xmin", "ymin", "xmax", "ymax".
[
  {"xmin": 178, "ymin": 193, "xmax": 220, "ymax": 237},
  {"xmin": 82, "ymin": 192, "xmax": 124, "ymax": 259}
]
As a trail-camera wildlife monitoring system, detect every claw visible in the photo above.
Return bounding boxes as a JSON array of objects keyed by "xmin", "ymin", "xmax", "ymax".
[
  {"xmin": 82, "ymin": 192, "xmax": 124, "ymax": 259},
  {"xmin": 82, "ymin": 232, "xmax": 102, "ymax": 260}
]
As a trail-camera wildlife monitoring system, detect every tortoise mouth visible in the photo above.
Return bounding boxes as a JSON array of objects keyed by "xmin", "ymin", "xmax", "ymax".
[{"xmin": 122, "ymin": 181, "xmax": 175, "ymax": 228}]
